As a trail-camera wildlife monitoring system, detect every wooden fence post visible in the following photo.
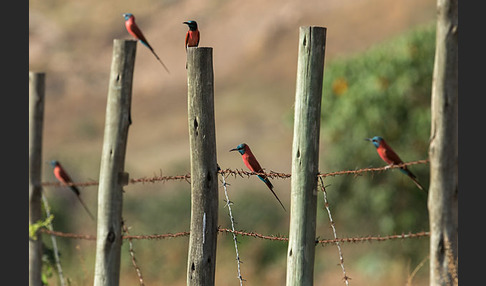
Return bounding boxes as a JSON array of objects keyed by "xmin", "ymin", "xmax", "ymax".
[
  {"xmin": 428, "ymin": 0, "xmax": 458, "ymax": 284},
  {"xmin": 29, "ymin": 72, "xmax": 45, "ymax": 286},
  {"xmin": 94, "ymin": 39, "xmax": 136, "ymax": 286},
  {"xmin": 286, "ymin": 26, "xmax": 327, "ymax": 286},
  {"xmin": 186, "ymin": 47, "xmax": 219, "ymax": 286}
]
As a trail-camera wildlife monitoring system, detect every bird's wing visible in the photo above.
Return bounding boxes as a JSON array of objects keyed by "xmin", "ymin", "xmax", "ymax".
[
  {"xmin": 245, "ymin": 154, "xmax": 263, "ymax": 173},
  {"xmin": 388, "ymin": 148, "xmax": 404, "ymax": 165},
  {"xmin": 379, "ymin": 147, "xmax": 403, "ymax": 165},
  {"xmin": 56, "ymin": 167, "xmax": 81, "ymax": 195},
  {"xmin": 57, "ymin": 167, "xmax": 73, "ymax": 184},
  {"xmin": 130, "ymin": 23, "xmax": 149, "ymax": 46},
  {"xmin": 245, "ymin": 154, "xmax": 286, "ymax": 211}
]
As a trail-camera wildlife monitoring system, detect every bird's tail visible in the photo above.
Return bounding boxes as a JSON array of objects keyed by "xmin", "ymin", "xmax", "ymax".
[
  {"xmin": 409, "ymin": 176, "xmax": 425, "ymax": 192},
  {"xmin": 75, "ymin": 195, "xmax": 96, "ymax": 221},
  {"xmin": 258, "ymin": 175, "xmax": 286, "ymax": 211},
  {"xmin": 69, "ymin": 185, "xmax": 81, "ymax": 196},
  {"xmin": 400, "ymin": 168, "xmax": 426, "ymax": 192},
  {"xmin": 148, "ymin": 46, "xmax": 170, "ymax": 74}
]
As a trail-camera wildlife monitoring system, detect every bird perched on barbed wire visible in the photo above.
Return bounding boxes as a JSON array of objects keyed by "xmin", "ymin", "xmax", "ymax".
[
  {"xmin": 183, "ymin": 20, "xmax": 200, "ymax": 69},
  {"xmin": 50, "ymin": 160, "xmax": 96, "ymax": 220},
  {"xmin": 122, "ymin": 13, "xmax": 170, "ymax": 73},
  {"xmin": 230, "ymin": 143, "xmax": 286, "ymax": 211},
  {"xmin": 365, "ymin": 136, "xmax": 425, "ymax": 192}
]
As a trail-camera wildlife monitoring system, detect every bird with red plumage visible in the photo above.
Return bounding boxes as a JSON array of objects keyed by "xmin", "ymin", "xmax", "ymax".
[
  {"xmin": 183, "ymin": 20, "xmax": 200, "ymax": 50},
  {"xmin": 183, "ymin": 20, "xmax": 200, "ymax": 69},
  {"xmin": 230, "ymin": 143, "xmax": 286, "ymax": 211},
  {"xmin": 366, "ymin": 136, "xmax": 425, "ymax": 192},
  {"xmin": 50, "ymin": 160, "xmax": 95, "ymax": 220},
  {"xmin": 123, "ymin": 13, "xmax": 170, "ymax": 73}
]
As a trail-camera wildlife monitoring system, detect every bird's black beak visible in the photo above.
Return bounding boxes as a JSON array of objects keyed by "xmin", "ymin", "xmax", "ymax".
[
  {"xmin": 183, "ymin": 21, "xmax": 189, "ymax": 25},
  {"xmin": 229, "ymin": 148, "xmax": 238, "ymax": 152},
  {"xmin": 365, "ymin": 138, "xmax": 372, "ymax": 141}
]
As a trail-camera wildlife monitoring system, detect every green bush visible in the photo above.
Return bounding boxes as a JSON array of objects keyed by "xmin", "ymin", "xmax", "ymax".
[{"xmin": 320, "ymin": 23, "xmax": 435, "ymax": 248}]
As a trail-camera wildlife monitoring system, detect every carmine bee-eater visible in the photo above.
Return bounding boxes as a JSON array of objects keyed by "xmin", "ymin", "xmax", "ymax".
[
  {"xmin": 183, "ymin": 20, "xmax": 200, "ymax": 50},
  {"xmin": 122, "ymin": 13, "xmax": 170, "ymax": 73},
  {"xmin": 50, "ymin": 160, "xmax": 95, "ymax": 220},
  {"xmin": 365, "ymin": 136, "xmax": 425, "ymax": 191},
  {"xmin": 230, "ymin": 143, "xmax": 286, "ymax": 211}
]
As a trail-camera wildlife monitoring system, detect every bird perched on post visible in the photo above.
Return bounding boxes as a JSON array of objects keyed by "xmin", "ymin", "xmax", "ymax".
[
  {"xmin": 122, "ymin": 13, "xmax": 170, "ymax": 73},
  {"xmin": 183, "ymin": 20, "xmax": 200, "ymax": 69},
  {"xmin": 183, "ymin": 20, "xmax": 200, "ymax": 50},
  {"xmin": 365, "ymin": 136, "xmax": 425, "ymax": 192},
  {"xmin": 230, "ymin": 143, "xmax": 286, "ymax": 211},
  {"xmin": 50, "ymin": 160, "xmax": 95, "ymax": 220}
]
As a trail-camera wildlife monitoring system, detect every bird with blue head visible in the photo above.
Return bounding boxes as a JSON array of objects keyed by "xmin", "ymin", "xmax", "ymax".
[
  {"xmin": 365, "ymin": 136, "xmax": 425, "ymax": 192},
  {"xmin": 230, "ymin": 143, "xmax": 286, "ymax": 210}
]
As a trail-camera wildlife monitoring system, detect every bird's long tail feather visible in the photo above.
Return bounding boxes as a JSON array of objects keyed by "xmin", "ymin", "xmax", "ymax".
[
  {"xmin": 260, "ymin": 176, "xmax": 286, "ymax": 211},
  {"xmin": 69, "ymin": 185, "xmax": 80, "ymax": 196},
  {"xmin": 409, "ymin": 176, "xmax": 425, "ymax": 192},
  {"xmin": 400, "ymin": 168, "xmax": 426, "ymax": 192},
  {"xmin": 75, "ymin": 195, "xmax": 96, "ymax": 221},
  {"xmin": 148, "ymin": 47, "xmax": 170, "ymax": 74}
]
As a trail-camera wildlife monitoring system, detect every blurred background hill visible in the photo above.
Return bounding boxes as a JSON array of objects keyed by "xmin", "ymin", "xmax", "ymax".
[{"xmin": 30, "ymin": 0, "xmax": 437, "ymax": 284}]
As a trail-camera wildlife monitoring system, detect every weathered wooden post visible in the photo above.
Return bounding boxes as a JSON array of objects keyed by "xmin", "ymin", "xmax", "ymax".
[
  {"xmin": 186, "ymin": 47, "xmax": 219, "ymax": 286},
  {"xmin": 93, "ymin": 39, "xmax": 136, "ymax": 286},
  {"xmin": 286, "ymin": 26, "xmax": 327, "ymax": 286},
  {"xmin": 29, "ymin": 72, "xmax": 45, "ymax": 286},
  {"xmin": 428, "ymin": 0, "xmax": 458, "ymax": 284}
]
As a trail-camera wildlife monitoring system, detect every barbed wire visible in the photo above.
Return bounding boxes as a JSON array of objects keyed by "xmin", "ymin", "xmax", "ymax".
[
  {"xmin": 39, "ymin": 228, "xmax": 429, "ymax": 244},
  {"xmin": 122, "ymin": 220, "xmax": 146, "ymax": 286},
  {"xmin": 318, "ymin": 159, "xmax": 428, "ymax": 178},
  {"xmin": 41, "ymin": 194, "xmax": 66, "ymax": 286},
  {"xmin": 41, "ymin": 159, "xmax": 429, "ymax": 189},
  {"xmin": 316, "ymin": 231, "xmax": 430, "ymax": 245},
  {"xmin": 319, "ymin": 178, "xmax": 349, "ymax": 285},
  {"xmin": 220, "ymin": 169, "xmax": 245, "ymax": 285},
  {"xmin": 38, "ymin": 159, "xmax": 429, "ymax": 285}
]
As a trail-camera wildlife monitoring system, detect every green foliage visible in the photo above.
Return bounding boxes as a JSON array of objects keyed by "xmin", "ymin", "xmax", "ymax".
[
  {"xmin": 29, "ymin": 213, "xmax": 58, "ymax": 286},
  {"xmin": 322, "ymin": 24, "xmax": 435, "ymax": 156},
  {"xmin": 41, "ymin": 243, "xmax": 57, "ymax": 285},
  {"xmin": 122, "ymin": 185, "xmax": 192, "ymax": 233},
  {"xmin": 319, "ymin": 23, "xmax": 435, "ymax": 259},
  {"xmin": 29, "ymin": 214, "xmax": 54, "ymax": 240}
]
